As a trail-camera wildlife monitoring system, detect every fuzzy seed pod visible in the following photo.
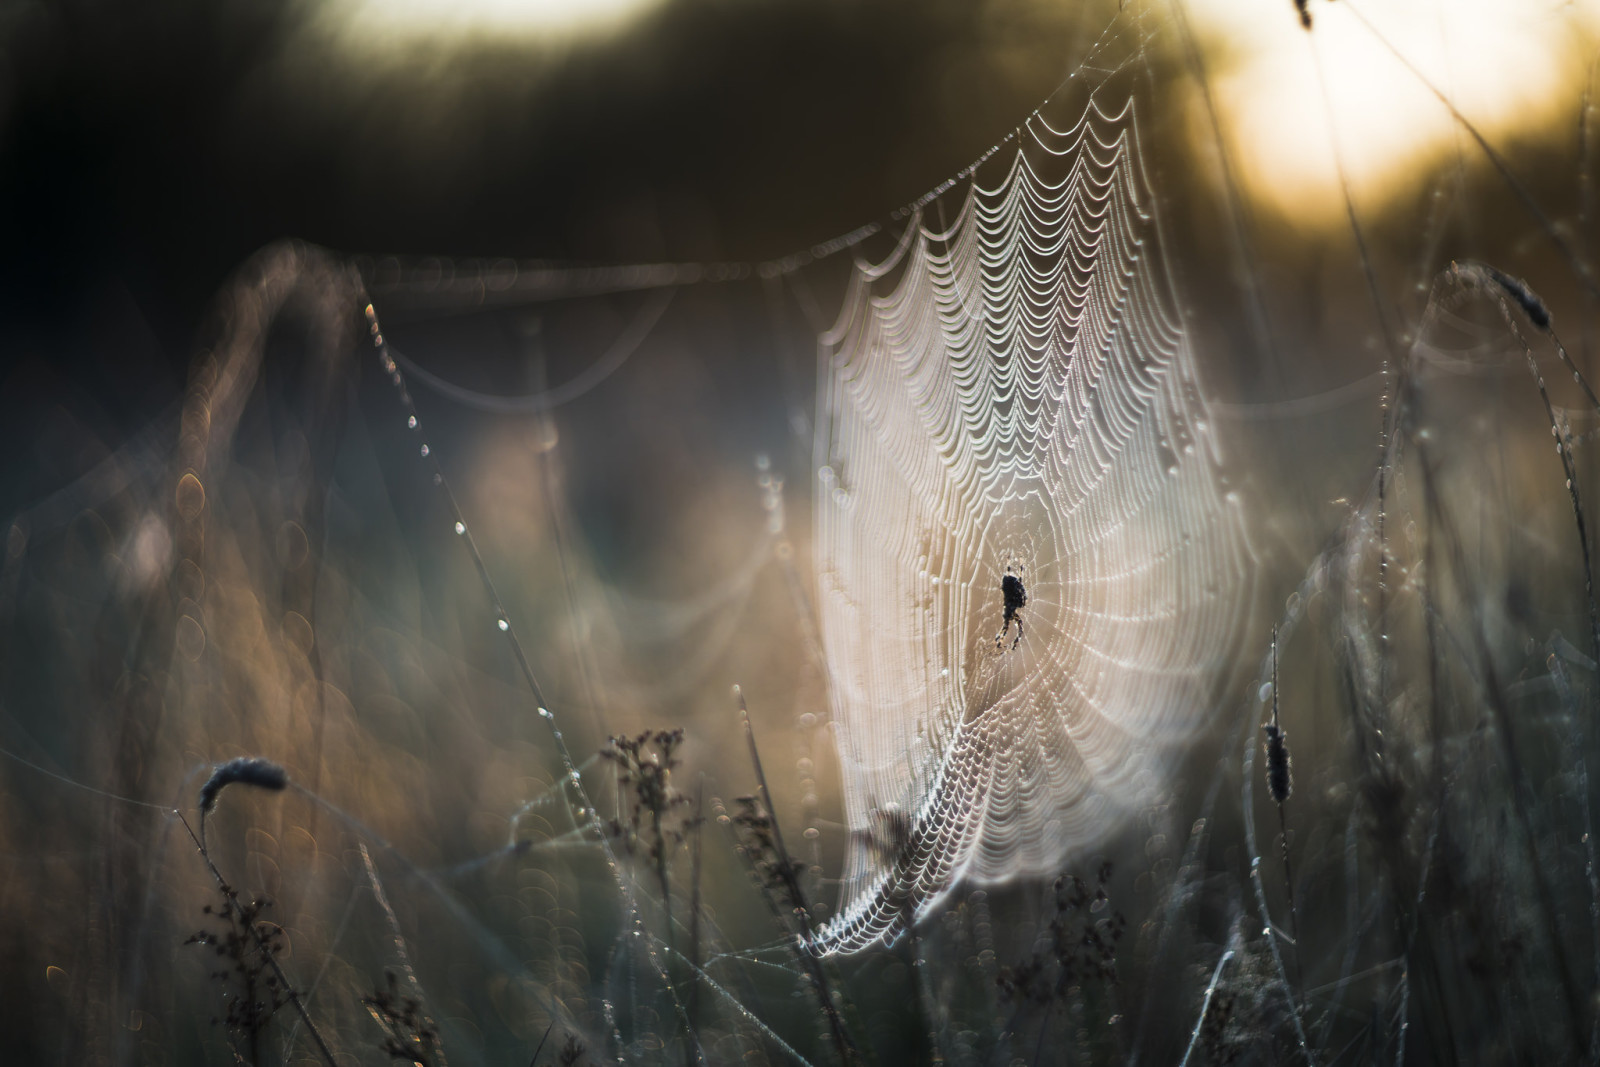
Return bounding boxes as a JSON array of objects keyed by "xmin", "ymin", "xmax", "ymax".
[
  {"xmin": 200, "ymin": 757, "xmax": 289, "ymax": 814},
  {"xmin": 1264, "ymin": 725, "xmax": 1292, "ymax": 803},
  {"xmin": 1482, "ymin": 264, "xmax": 1551, "ymax": 330}
]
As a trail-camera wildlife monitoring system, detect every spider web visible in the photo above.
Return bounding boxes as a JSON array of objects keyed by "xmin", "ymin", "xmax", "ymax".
[{"xmin": 812, "ymin": 67, "xmax": 1256, "ymax": 954}]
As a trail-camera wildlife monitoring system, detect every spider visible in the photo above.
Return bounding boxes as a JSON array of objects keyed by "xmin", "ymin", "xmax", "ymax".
[{"xmin": 995, "ymin": 565, "xmax": 1027, "ymax": 650}]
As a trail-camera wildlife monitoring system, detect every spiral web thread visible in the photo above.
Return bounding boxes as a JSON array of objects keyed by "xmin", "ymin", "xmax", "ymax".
[{"xmin": 812, "ymin": 73, "xmax": 1256, "ymax": 954}]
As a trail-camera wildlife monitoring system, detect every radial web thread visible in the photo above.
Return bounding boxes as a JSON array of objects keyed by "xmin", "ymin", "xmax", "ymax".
[{"xmin": 812, "ymin": 82, "xmax": 1255, "ymax": 954}]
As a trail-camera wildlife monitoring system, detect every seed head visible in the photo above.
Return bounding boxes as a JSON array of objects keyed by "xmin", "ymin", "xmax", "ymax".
[
  {"xmin": 1264, "ymin": 724, "xmax": 1293, "ymax": 804},
  {"xmin": 200, "ymin": 757, "xmax": 289, "ymax": 814}
]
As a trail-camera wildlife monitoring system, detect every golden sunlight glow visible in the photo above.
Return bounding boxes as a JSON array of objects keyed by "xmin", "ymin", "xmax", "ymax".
[
  {"xmin": 325, "ymin": 0, "xmax": 665, "ymax": 42},
  {"xmin": 1186, "ymin": 0, "xmax": 1600, "ymax": 221}
]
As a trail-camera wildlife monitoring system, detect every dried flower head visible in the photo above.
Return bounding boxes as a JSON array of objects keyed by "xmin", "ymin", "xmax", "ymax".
[
  {"xmin": 600, "ymin": 729, "xmax": 692, "ymax": 863},
  {"xmin": 200, "ymin": 757, "xmax": 288, "ymax": 814},
  {"xmin": 997, "ymin": 860, "xmax": 1126, "ymax": 1005},
  {"xmin": 185, "ymin": 887, "xmax": 291, "ymax": 1057},
  {"xmin": 558, "ymin": 1033, "xmax": 586, "ymax": 1066},
  {"xmin": 363, "ymin": 969, "xmax": 444, "ymax": 1067}
]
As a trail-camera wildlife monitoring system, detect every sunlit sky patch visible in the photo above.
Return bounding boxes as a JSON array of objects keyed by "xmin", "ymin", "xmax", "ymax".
[
  {"xmin": 321, "ymin": 0, "xmax": 666, "ymax": 42},
  {"xmin": 312, "ymin": 0, "xmax": 1599, "ymax": 225},
  {"xmin": 1188, "ymin": 0, "xmax": 1600, "ymax": 221}
]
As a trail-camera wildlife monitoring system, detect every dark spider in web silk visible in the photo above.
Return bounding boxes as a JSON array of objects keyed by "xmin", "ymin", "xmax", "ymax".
[{"xmin": 996, "ymin": 566, "xmax": 1027, "ymax": 651}]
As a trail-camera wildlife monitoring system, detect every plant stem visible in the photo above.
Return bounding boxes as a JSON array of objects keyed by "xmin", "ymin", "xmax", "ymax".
[{"xmin": 184, "ymin": 812, "xmax": 338, "ymax": 1067}]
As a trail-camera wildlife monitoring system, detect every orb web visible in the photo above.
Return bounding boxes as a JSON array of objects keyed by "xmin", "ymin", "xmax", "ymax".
[{"xmin": 812, "ymin": 86, "xmax": 1255, "ymax": 954}]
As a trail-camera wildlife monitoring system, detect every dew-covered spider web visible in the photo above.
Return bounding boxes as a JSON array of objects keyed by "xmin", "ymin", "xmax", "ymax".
[{"xmin": 811, "ymin": 68, "xmax": 1257, "ymax": 954}]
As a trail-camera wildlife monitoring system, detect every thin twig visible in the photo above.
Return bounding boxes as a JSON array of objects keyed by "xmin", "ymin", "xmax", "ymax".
[
  {"xmin": 735, "ymin": 686, "xmax": 859, "ymax": 1063},
  {"xmin": 178, "ymin": 812, "xmax": 338, "ymax": 1067},
  {"xmin": 688, "ymin": 776, "xmax": 704, "ymax": 1035},
  {"xmin": 360, "ymin": 843, "xmax": 448, "ymax": 1067},
  {"xmin": 1269, "ymin": 627, "xmax": 1306, "ymax": 1008},
  {"xmin": 528, "ymin": 1020, "xmax": 555, "ymax": 1067},
  {"xmin": 1242, "ymin": 718, "xmax": 1316, "ymax": 1063},
  {"xmin": 1178, "ymin": 926, "xmax": 1240, "ymax": 1067},
  {"xmin": 1548, "ymin": 655, "xmax": 1600, "ymax": 1063},
  {"xmin": 1413, "ymin": 436, "xmax": 1590, "ymax": 1054}
]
